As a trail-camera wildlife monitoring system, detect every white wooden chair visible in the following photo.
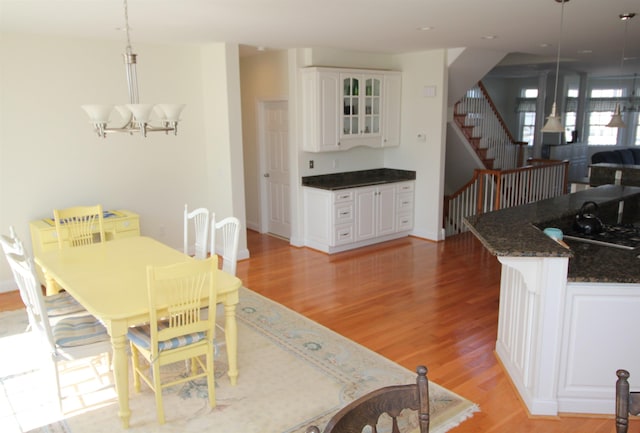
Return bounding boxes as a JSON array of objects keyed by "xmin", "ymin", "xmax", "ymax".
[
  {"xmin": 127, "ymin": 256, "xmax": 218, "ymax": 424},
  {"xmin": 210, "ymin": 216, "xmax": 241, "ymax": 276},
  {"xmin": 183, "ymin": 204, "xmax": 210, "ymax": 259},
  {"xmin": 0, "ymin": 226, "xmax": 85, "ymax": 320},
  {"xmin": 4, "ymin": 251, "xmax": 112, "ymax": 411}
]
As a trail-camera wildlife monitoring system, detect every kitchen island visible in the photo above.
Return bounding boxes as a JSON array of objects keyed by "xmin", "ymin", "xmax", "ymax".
[{"xmin": 465, "ymin": 184, "xmax": 640, "ymax": 415}]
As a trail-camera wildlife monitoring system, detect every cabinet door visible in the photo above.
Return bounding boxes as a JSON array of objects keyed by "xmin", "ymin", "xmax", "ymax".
[
  {"xmin": 302, "ymin": 69, "xmax": 340, "ymax": 152},
  {"xmin": 376, "ymin": 184, "xmax": 397, "ymax": 236},
  {"xmin": 355, "ymin": 187, "xmax": 377, "ymax": 241},
  {"xmin": 340, "ymin": 73, "xmax": 383, "ymax": 148},
  {"xmin": 382, "ymin": 73, "xmax": 402, "ymax": 147}
]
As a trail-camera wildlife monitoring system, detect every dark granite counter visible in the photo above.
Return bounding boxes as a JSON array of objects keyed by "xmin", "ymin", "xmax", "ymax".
[
  {"xmin": 464, "ymin": 184, "xmax": 640, "ymax": 283},
  {"xmin": 301, "ymin": 168, "xmax": 416, "ymax": 190}
]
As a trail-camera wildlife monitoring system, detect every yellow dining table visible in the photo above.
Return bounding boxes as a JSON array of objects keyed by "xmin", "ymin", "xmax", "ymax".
[{"xmin": 34, "ymin": 236, "xmax": 242, "ymax": 428}]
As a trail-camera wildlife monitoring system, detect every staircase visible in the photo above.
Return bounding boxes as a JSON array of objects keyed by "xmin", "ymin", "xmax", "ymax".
[{"xmin": 453, "ymin": 82, "xmax": 527, "ymax": 170}]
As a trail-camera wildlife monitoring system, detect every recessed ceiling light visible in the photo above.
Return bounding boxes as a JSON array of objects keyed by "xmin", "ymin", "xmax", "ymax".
[
  {"xmin": 418, "ymin": 26, "xmax": 434, "ymax": 31},
  {"xmin": 482, "ymin": 35, "xmax": 497, "ymax": 40},
  {"xmin": 540, "ymin": 43, "xmax": 551, "ymax": 48}
]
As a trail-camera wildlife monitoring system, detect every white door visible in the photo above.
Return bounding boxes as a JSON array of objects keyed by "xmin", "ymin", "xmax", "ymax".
[{"xmin": 262, "ymin": 100, "xmax": 290, "ymax": 239}]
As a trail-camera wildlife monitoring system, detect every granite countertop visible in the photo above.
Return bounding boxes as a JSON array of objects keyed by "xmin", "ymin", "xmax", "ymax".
[
  {"xmin": 464, "ymin": 184, "xmax": 640, "ymax": 283},
  {"xmin": 301, "ymin": 168, "xmax": 416, "ymax": 190}
]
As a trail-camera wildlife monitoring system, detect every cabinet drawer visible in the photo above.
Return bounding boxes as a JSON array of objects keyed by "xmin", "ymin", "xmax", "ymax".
[
  {"xmin": 112, "ymin": 218, "xmax": 140, "ymax": 233},
  {"xmin": 397, "ymin": 213, "xmax": 414, "ymax": 231},
  {"xmin": 38, "ymin": 228, "xmax": 60, "ymax": 245},
  {"xmin": 396, "ymin": 182, "xmax": 414, "ymax": 193},
  {"xmin": 335, "ymin": 204, "xmax": 354, "ymax": 224},
  {"xmin": 334, "ymin": 224, "xmax": 355, "ymax": 245},
  {"xmin": 397, "ymin": 192, "xmax": 414, "ymax": 212},
  {"xmin": 334, "ymin": 190, "xmax": 354, "ymax": 203}
]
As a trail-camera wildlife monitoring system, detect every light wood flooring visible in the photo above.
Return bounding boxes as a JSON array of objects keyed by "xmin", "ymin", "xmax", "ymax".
[{"xmin": 0, "ymin": 230, "xmax": 634, "ymax": 432}]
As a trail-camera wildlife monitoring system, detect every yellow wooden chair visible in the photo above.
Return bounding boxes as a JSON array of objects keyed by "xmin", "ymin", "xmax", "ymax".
[
  {"xmin": 53, "ymin": 205, "xmax": 105, "ymax": 248},
  {"xmin": 127, "ymin": 256, "xmax": 218, "ymax": 424}
]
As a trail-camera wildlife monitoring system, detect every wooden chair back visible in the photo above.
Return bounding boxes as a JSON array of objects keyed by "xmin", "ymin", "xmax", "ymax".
[
  {"xmin": 53, "ymin": 205, "xmax": 105, "ymax": 248},
  {"xmin": 147, "ymin": 256, "xmax": 218, "ymax": 359},
  {"xmin": 212, "ymin": 216, "xmax": 241, "ymax": 275},
  {"xmin": 616, "ymin": 369, "xmax": 640, "ymax": 433},
  {"xmin": 307, "ymin": 365, "xmax": 430, "ymax": 433},
  {"xmin": 183, "ymin": 205, "xmax": 210, "ymax": 259}
]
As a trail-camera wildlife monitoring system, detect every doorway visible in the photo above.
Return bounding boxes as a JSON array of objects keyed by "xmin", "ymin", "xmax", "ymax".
[{"xmin": 258, "ymin": 100, "xmax": 290, "ymax": 239}]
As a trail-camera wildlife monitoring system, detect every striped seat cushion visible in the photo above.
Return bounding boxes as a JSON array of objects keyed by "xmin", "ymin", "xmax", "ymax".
[
  {"xmin": 52, "ymin": 315, "xmax": 109, "ymax": 347},
  {"xmin": 127, "ymin": 320, "xmax": 207, "ymax": 352},
  {"xmin": 44, "ymin": 292, "xmax": 85, "ymax": 317}
]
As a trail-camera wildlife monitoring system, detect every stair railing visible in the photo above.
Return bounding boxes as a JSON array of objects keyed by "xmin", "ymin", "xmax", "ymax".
[
  {"xmin": 455, "ymin": 82, "xmax": 527, "ymax": 169},
  {"xmin": 443, "ymin": 159, "xmax": 569, "ymax": 236}
]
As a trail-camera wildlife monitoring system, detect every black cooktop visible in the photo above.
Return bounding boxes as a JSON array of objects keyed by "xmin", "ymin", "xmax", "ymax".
[{"xmin": 564, "ymin": 224, "xmax": 640, "ymax": 250}]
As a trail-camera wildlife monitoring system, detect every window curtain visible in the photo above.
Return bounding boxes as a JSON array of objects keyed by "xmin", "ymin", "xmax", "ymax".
[{"xmin": 516, "ymin": 96, "xmax": 625, "ymax": 113}]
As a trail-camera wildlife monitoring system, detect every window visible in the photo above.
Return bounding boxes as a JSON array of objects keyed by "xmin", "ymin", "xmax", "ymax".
[
  {"xmin": 587, "ymin": 88, "xmax": 622, "ymax": 145},
  {"xmin": 564, "ymin": 89, "xmax": 578, "ymax": 142},
  {"xmin": 517, "ymin": 88, "xmax": 537, "ymax": 145}
]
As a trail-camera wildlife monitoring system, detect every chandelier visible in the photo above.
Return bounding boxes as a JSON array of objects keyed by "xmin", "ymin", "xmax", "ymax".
[{"xmin": 81, "ymin": 0, "xmax": 184, "ymax": 138}]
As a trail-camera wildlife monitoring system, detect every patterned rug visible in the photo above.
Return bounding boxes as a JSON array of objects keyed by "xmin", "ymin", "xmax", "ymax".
[{"xmin": 0, "ymin": 287, "xmax": 478, "ymax": 433}]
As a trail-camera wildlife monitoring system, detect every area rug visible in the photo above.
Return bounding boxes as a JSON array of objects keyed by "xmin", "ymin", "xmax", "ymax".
[{"xmin": 0, "ymin": 287, "xmax": 478, "ymax": 433}]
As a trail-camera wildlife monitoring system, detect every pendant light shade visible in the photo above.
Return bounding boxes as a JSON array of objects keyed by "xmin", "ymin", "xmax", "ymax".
[
  {"xmin": 606, "ymin": 104, "xmax": 626, "ymax": 128},
  {"xmin": 542, "ymin": 0, "xmax": 569, "ymax": 134},
  {"xmin": 541, "ymin": 102, "xmax": 564, "ymax": 133}
]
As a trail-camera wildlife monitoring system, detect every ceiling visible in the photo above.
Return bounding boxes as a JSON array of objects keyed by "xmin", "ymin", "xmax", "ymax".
[{"xmin": 1, "ymin": 0, "xmax": 639, "ymax": 79}]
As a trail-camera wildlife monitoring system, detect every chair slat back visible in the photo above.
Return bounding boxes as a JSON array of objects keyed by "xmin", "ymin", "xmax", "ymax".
[
  {"xmin": 212, "ymin": 217, "xmax": 241, "ymax": 275},
  {"xmin": 309, "ymin": 366, "xmax": 430, "ymax": 433},
  {"xmin": 54, "ymin": 205, "xmax": 105, "ymax": 248},
  {"xmin": 0, "ymin": 226, "xmax": 24, "ymax": 255},
  {"xmin": 147, "ymin": 257, "xmax": 218, "ymax": 350},
  {"xmin": 5, "ymin": 252, "xmax": 56, "ymax": 354},
  {"xmin": 184, "ymin": 205, "xmax": 210, "ymax": 259}
]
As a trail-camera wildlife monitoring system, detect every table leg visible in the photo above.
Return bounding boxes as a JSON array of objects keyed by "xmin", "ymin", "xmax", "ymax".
[
  {"xmin": 110, "ymin": 328, "xmax": 131, "ymax": 428},
  {"xmin": 223, "ymin": 301, "xmax": 238, "ymax": 385},
  {"xmin": 42, "ymin": 270, "xmax": 62, "ymax": 295}
]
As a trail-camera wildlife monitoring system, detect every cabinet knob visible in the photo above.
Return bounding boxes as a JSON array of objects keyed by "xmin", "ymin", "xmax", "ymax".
[{"xmin": 263, "ymin": 173, "xmax": 270, "ymax": 178}]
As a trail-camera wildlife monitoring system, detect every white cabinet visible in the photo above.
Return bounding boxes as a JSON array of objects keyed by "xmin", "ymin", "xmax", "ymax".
[
  {"xmin": 303, "ymin": 181, "xmax": 414, "ymax": 253},
  {"xmin": 301, "ymin": 67, "xmax": 401, "ymax": 152},
  {"xmin": 355, "ymin": 184, "xmax": 396, "ymax": 241}
]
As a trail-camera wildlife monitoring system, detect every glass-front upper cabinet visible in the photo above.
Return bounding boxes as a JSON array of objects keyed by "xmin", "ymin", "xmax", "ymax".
[{"xmin": 341, "ymin": 74, "xmax": 382, "ymax": 142}]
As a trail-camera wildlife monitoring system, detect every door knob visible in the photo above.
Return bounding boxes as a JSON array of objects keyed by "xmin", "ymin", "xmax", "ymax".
[{"xmin": 263, "ymin": 173, "xmax": 270, "ymax": 177}]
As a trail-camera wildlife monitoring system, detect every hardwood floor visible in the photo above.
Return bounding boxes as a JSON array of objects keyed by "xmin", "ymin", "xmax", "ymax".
[
  {"xmin": 235, "ymin": 230, "xmax": 624, "ymax": 433},
  {"xmin": 0, "ymin": 230, "xmax": 631, "ymax": 432}
]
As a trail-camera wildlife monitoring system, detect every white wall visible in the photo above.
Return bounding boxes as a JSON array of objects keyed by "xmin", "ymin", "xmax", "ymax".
[
  {"xmin": 387, "ymin": 50, "xmax": 449, "ymax": 240},
  {"xmin": 0, "ymin": 33, "xmax": 246, "ymax": 288}
]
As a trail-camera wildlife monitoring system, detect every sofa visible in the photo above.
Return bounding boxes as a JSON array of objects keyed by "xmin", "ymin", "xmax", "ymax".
[{"xmin": 591, "ymin": 148, "xmax": 640, "ymax": 165}]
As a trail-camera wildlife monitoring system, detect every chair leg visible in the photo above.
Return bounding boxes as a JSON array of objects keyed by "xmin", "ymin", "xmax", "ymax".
[
  {"xmin": 152, "ymin": 361, "xmax": 165, "ymax": 424},
  {"xmin": 51, "ymin": 358, "xmax": 63, "ymax": 414},
  {"xmin": 207, "ymin": 345, "xmax": 216, "ymax": 408},
  {"xmin": 130, "ymin": 343, "xmax": 141, "ymax": 393}
]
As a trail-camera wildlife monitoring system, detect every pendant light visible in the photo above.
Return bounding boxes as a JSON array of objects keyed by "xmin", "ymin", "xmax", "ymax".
[
  {"xmin": 542, "ymin": 0, "xmax": 569, "ymax": 133},
  {"xmin": 82, "ymin": 0, "xmax": 185, "ymax": 138},
  {"xmin": 606, "ymin": 12, "xmax": 636, "ymax": 128}
]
